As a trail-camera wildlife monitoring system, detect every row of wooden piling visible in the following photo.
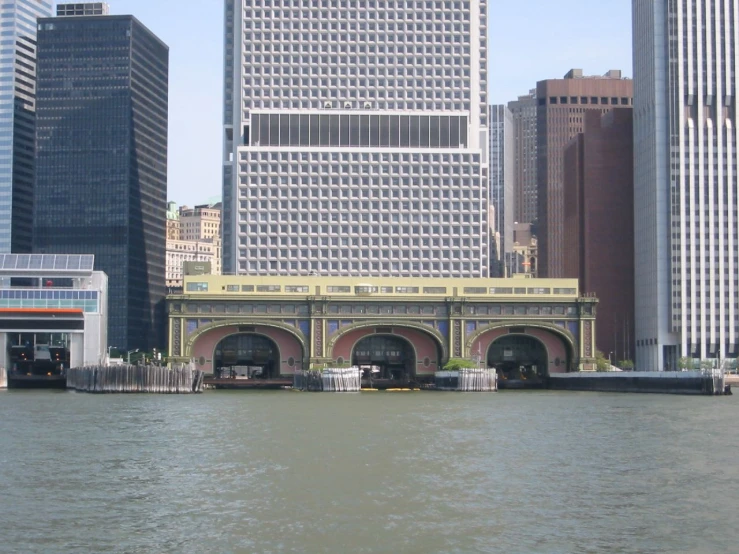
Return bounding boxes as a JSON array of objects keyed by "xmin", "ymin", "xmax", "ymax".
[
  {"xmin": 435, "ymin": 369, "xmax": 498, "ymax": 392},
  {"xmin": 66, "ymin": 364, "xmax": 205, "ymax": 394},
  {"xmin": 0, "ymin": 367, "xmax": 6, "ymax": 389},
  {"xmin": 293, "ymin": 368, "xmax": 362, "ymax": 392}
]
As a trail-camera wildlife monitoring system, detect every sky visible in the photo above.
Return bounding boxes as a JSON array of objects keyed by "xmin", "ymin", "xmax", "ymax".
[{"xmin": 107, "ymin": 0, "xmax": 633, "ymax": 207}]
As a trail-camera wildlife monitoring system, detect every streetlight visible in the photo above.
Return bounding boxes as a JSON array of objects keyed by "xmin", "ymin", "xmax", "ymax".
[
  {"xmin": 127, "ymin": 349, "xmax": 139, "ymax": 365},
  {"xmin": 608, "ymin": 352, "xmax": 613, "ymax": 367}
]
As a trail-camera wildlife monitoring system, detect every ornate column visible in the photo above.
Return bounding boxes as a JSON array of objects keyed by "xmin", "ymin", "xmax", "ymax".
[{"xmin": 308, "ymin": 297, "xmax": 331, "ymax": 368}]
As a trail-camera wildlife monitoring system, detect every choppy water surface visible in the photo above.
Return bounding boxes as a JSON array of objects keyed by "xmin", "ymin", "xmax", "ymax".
[{"xmin": 0, "ymin": 390, "xmax": 737, "ymax": 554}]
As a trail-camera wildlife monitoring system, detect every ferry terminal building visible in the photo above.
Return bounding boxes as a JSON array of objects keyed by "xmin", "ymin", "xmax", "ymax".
[{"xmin": 168, "ymin": 275, "xmax": 598, "ymax": 383}]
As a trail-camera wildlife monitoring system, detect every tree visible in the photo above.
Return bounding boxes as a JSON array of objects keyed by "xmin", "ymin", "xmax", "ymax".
[
  {"xmin": 618, "ymin": 359, "xmax": 635, "ymax": 371},
  {"xmin": 700, "ymin": 359, "xmax": 715, "ymax": 370},
  {"xmin": 594, "ymin": 350, "xmax": 610, "ymax": 372},
  {"xmin": 678, "ymin": 357, "xmax": 693, "ymax": 370},
  {"xmin": 443, "ymin": 358, "xmax": 477, "ymax": 371}
]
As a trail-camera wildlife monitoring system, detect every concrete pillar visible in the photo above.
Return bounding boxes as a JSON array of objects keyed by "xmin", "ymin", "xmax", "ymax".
[
  {"xmin": 0, "ymin": 333, "xmax": 7, "ymax": 371},
  {"xmin": 70, "ymin": 333, "xmax": 84, "ymax": 369}
]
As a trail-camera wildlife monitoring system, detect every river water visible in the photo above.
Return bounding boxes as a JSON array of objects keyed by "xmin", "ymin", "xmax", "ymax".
[{"xmin": 0, "ymin": 390, "xmax": 737, "ymax": 554}]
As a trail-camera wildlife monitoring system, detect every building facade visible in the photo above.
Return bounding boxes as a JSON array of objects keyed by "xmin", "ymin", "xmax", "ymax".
[
  {"xmin": 489, "ymin": 104, "xmax": 514, "ymax": 273},
  {"xmin": 0, "ymin": 0, "xmax": 54, "ymax": 253},
  {"xmin": 166, "ymin": 202, "xmax": 222, "ymax": 289},
  {"xmin": 508, "ymin": 222, "xmax": 537, "ymax": 278},
  {"xmin": 0, "ymin": 254, "xmax": 108, "ymax": 371},
  {"xmin": 166, "ymin": 239, "xmax": 220, "ymax": 290},
  {"xmin": 33, "ymin": 12, "xmax": 169, "ymax": 351},
  {"xmin": 222, "ymin": 0, "xmax": 490, "ymax": 278},
  {"xmin": 168, "ymin": 275, "xmax": 598, "ymax": 380},
  {"xmin": 536, "ymin": 69, "xmax": 633, "ymax": 278},
  {"xmin": 166, "ymin": 201, "xmax": 181, "ymax": 241},
  {"xmin": 508, "ymin": 90, "xmax": 538, "ymax": 225},
  {"xmin": 633, "ymin": 1, "xmax": 739, "ymax": 370},
  {"xmin": 564, "ymin": 110, "xmax": 634, "ymax": 363}
]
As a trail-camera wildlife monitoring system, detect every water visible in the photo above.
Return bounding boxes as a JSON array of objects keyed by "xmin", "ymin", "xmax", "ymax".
[{"xmin": 0, "ymin": 390, "xmax": 737, "ymax": 554}]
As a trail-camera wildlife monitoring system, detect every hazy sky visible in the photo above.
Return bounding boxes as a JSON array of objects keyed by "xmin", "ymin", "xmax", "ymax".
[{"xmin": 107, "ymin": 0, "xmax": 633, "ymax": 206}]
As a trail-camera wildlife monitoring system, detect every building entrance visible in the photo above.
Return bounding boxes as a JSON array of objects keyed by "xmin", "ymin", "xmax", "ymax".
[
  {"xmin": 352, "ymin": 335, "xmax": 416, "ymax": 382},
  {"xmin": 488, "ymin": 335, "xmax": 549, "ymax": 387},
  {"xmin": 214, "ymin": 334, "xmax": 279, "ymax": 379}
]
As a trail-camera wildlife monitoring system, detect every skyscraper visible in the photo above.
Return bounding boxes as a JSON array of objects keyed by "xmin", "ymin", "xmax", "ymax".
[
  {"xmin": 633, "ymin": 1, "xmax": 739, "ymax": 370},
  {"xmin": 563, "ymin": 110, "xmax": 634, "ymax": 362},
  {"xmin": 488, "ymin": 104, "xmax": 514, "ymax": 276},
  {"xmin": 508, "ymin": 90, "xmax": 538, "ymax": 226},
  {"xmin": 222, "ymin": 0, "xmax": 489, "ymax": 277},
  {"xmin": 33, "ymin": 9, "xmax": 169, "ymax": 351},
  {"xmin": 0, "ymin": 0, "xmax": 53, "ymax": 253},
  {"xmin": 536, "ymin": 69, "xmax": 633, "ymax": 278}
]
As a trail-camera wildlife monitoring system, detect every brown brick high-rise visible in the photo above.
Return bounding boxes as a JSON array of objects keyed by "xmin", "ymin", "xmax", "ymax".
[
  {"xmin": 563, "ymin": 109, "xmax": 634, "ymax": 364},
  {"xmin": 536, "ymin": 69, "xmax": 633, "ymax": 277}
]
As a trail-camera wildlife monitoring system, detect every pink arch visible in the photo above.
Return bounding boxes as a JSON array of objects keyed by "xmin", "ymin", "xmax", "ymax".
[
  {"xmin": 331, "ymin": 326, "xmax": 441, "ymax": 376},
  {"xmin": 469, "ymin": 327, "xmax": 571, "ymax": 374},
  {"xmin": 190, "ymin": 325, "xmax": 305, "ymax": 375}
]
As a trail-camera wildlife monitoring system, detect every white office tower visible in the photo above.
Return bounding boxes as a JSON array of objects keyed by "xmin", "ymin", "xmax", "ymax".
[
  {"xmin": 222, "ymin": 1, "xmax": 489, "ymax": 277},
  {"xmin": 633, "ymin": 0, "xmax": 739, "ymax": 370}
]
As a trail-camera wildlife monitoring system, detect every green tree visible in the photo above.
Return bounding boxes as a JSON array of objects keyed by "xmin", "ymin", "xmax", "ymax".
[
  {"xmin": 700, "ymin": 359, "xmax": 715, "ymax": 370},
  {"xmin": 678, "ymin": 356, "xmax": 693, "ymax": 370},
  {"xmin": 594, "ymin": 350, "xmax": 610, "ymax": 372},
  {"xmin": 443, "ymin": 358, "xmax": 477, "ymax": 371},
  {"xmin": 618, "ymin": 359, "xmax": 635, "ymax": 371}
]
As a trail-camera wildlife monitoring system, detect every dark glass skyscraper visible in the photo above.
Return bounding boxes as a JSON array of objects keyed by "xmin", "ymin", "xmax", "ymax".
[
  {"xmin": 33, "ymin": 14, "xmax": 168, "ymax": 351},
  {"xmin": 0, "ymin": 0, "xmax": 54, "ymax": 253}
]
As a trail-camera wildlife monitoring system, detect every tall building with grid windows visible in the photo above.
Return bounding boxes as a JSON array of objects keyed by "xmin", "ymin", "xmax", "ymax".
[
  {"xmin": 33, "ymin": 11, "xmax": 169, "ymax": 351},
  {"xmin": 223, "ymin": 0, "xmax": 489, "ymax": 277},
  {"xmin": 488, "ymin": 104, "xmax": 513, "ymax": 277},
  {"xmin": 633, "ymin": 1, "xmax": 739, "ymax": 370},
  {"xmin": 508, "ymin": 90, "xmax": 538, "ymax": 226},
  {"xmin": 0, "ymin": 0, "xmax": 54, "ymax": 253}
]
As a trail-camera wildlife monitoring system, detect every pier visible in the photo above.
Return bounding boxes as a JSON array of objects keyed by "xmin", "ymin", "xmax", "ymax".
[{"xmin": 549, "ymin": 370, "xmax": 728, "ymax": 395}]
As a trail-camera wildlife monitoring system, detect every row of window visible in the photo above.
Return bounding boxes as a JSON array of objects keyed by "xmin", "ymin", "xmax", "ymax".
[
  {"xmin": 249, "ymin": 113, "xmax": 469, "ymax": 149},
  {"xmin": 186, "ymin": 283, "xmax": 575, "ymax": 296},
  {"xmin": 0, "ymin": 290, "xmax": 98, "ymax": 300},
  {"xmin": 240, "ymin": 150, "xmax": 481, "ymax": 164},
  {"xmin": 543, "ymin": 96, "xmax": 631, "ymax": 106},
  {"xmin": 0, "ymin": 299, "xmax": 99, "ymax": 313}
]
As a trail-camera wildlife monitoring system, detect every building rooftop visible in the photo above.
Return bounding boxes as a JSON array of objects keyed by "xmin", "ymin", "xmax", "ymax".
[
  {"xmin": 0, "ymin": 254, "xmax": 94, "ymax": 276},
  {"xmin": 56, "ymin": 2, "xmax": 110, "ymax": 17}
]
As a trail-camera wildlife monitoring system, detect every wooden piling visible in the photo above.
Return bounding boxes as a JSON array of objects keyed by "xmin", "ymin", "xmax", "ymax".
[
  {"xmin": 293, "ymin": 368, "xmax": 361, "ymax": 392},
  {"xmin": 0, "ymin": 367, "xmax": 6, "ymax": 389}
]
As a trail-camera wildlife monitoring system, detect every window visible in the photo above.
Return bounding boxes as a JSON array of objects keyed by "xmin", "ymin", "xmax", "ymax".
[
  {"xmin": 423, "ymin": 287, "xmax": 447, "ymax": 294},
  {"xmin": 226, "ymin": 285, "xmax": 240, "ymax": 292},
  {"xmin": 256, "ymin": 285, "xmax": 281, "ymax": 292},
  {"xmin": 463, "ymin": 287, "xmax": 487, "ymax": 294},
  {"xmin": 490, "ymin": 287, "xmax": 513, "ymax": 294},
  {"xmin": 527, "ymin": 288, "xmax": 551, "ymax": 295},
  {"xmin": 327, "ymin": 286, "xmax": 351, "ymax": 293},
  {"xmin": 554, "ymin": 288, "xmax": 577, "ymax": 295},
  {"xmin": 395, "ymin": 287, "xmax": 420, "ymax": 294},
  {"xmin": 186, "ymin": 282, "xmax": 208, "ymax": 292},
  {"xmin": 241, "ymin": 285, "xmax": 255, "ymax": 292},
  {"xmin": 285, "ymin": 285, "xmax": 309, "ymax": 293},
  {"xmin": 355, "ymin": 286, "xmax": 378, "ymax": 294}
]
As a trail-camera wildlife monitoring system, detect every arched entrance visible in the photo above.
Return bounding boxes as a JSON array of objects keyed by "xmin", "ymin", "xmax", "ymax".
[
  {"xmin": 488, "ymin": 335, "xmax": 548, "ymax": 388},
  {"xmin": 214, "ymin": 334, "xmax": 279, "ymax": 379},
  {"xmin": 352, "ymin": 335, "xmax": 416, "ymax": 382}
]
